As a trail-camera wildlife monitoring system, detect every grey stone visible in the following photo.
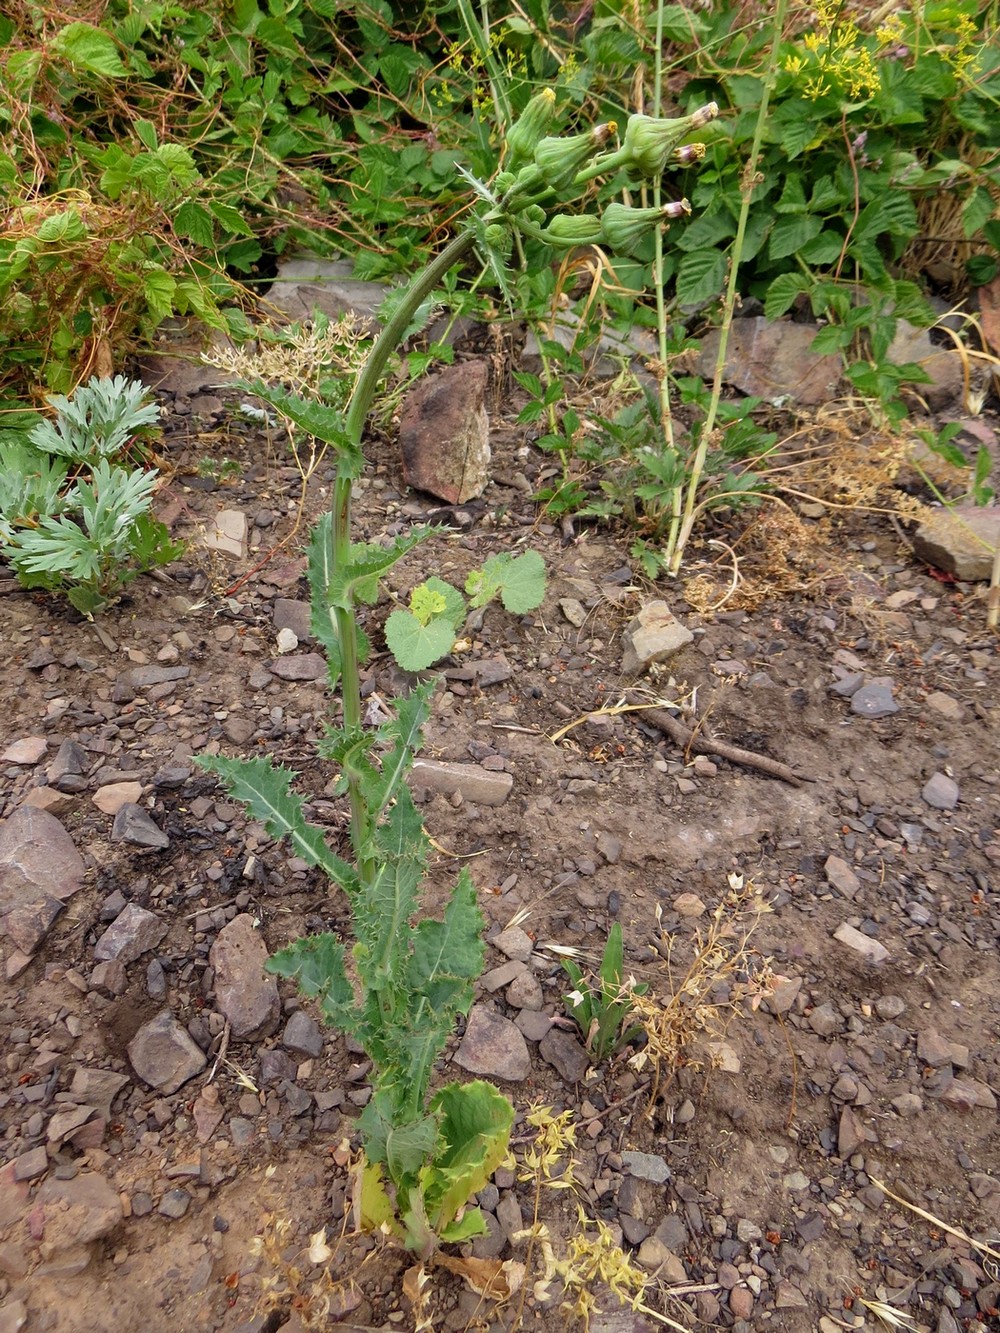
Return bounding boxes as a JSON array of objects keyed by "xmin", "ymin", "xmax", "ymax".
[
  {"xmin": 922, "ymin": 771, "xmax": 959, "ymax": 810},
  {"xmin": 913, "ymin": 505, "xmax": 1000, "ymax": 581},
  {"xmin": 697, "ymin": 317, "xmax": 842, "ymax": 407},
  {"xmin": 875, "ymin": 994, "xmax": 905, "ymax": 1019},
  {"xmin": 46, "ymin": 739, "xmax": 88, "ymax": 786},
  {"xmin": 514, "ymin": 1009, "xmax": 552, "ymax": 1041},
  {"xmin": 454, "ymin": 1004, "xmax": 530, "ymax": 1081},
  {"xmin": 891, "ymin": 1093, "xmax": 923, "ymax": 1117},
  {"xmin": 111, "ymin": 804, "xmax": 169, "ymax": 849},
  {"xmin": 127, "ymin": 1010, "xmax": 207, "ymax": 1092},
  {"xmin": 210, "ymin": 914, "xmax": 280, "ymax": 1041},
  {"xmin": 506, "ymin": 970, "xmax": 544, "ymax": 1010},
  {"xmin": 493, "ymin": 925, "xmax": 533, "ymax": 962},
  {"xmin": 33, "ymin": 1171, "xmax": 123, "ymax": 1249},
  {"xmin": 538, "ymin": 1028, "xmax": 590, "ymax": 1082},
  {"xmin": 850, "ymin": 682, "xmax": 900, "ymax": 718},
  {"xmin": 887, "ymin": 321, "xmax": 964, "ymax": 409},
  {"xmin": 201, "ymin": 509, "xmax": 248, "ymax": 560},
  {"xmin": 268, "ymin": 653, "xmax": 327, "ymax": 681},
  {"xmin": 273, "ymin": 598, "xmax": 312, "ymax": 641},
  {"xmin": 127, "ymin": 665, "xmax": 191, "ymax": 688},
  {"xmin": 13, "ymin": 1146, "xmax": 49, "ymax": 1181},
  {"xmin": 69, "ymin": 1068, "xmax": 130, "ymax": 1119},
  {"xmin": 833, "ymin": 922, "xmax": 889, "ymax": 964},
  {"xmin": 807, "ymin": 1003, "xmax": 843, "ymax": 1036},
  {"xmin": 621, "ymin": 601, "xmax": 693, "ymax": 676},
  {"xmin": 824, "ymin": 854, "xmax": 859, "ymax": 898},
  {"xmin": 654, "ymin": 1214, "xmax": 688, "ymax": 1250},
  {"xmin": 282, "ymin": 1010, "xmax": 324, "ymax": 1058},
  {"xmin": 837, "ymin": 1105, "xmax": 868, "ymax": 1157},
  {"xmin": 259, "ymin": 1049, "xmax": 297, "ymax": 1083},
  {"xmin": 266, "ymin": 254, "xmax": 387, "ymax": 323},
  {"xmin": 94, "ymin": 903, "xmax": 167, "ymax": 965},
  {"xmin": 0, "ymin": 805, "xmax": 85, "ymax": 953},
  {"xmin": 624, "ymin": 1151, "xmax": 669, "ymax": 1183},
  {"xmin": 158, "ymin": 1188, "xmax": 191, "ymax": 1218},
  {"xmin": 400, "ymin": 359, "xmax": 491, "ymax": 504},
  {"xmin": 410, "ymin": 758, "xmax": 513, "ymax": 806}
]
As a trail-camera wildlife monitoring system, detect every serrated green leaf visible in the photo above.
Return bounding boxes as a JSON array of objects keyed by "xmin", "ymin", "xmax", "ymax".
[
  {"xmin": 235, "ymin": 383, "xmax": 362, "ymax": 475},
  {"xmin": 267, "ymin": 932, "xmax": 357, "ymax": 1026},
  {"xmin": 195, "ymin": 753, "xmax": 359, "ymax": 892},
  {"xmin": 207, "ymin": 200, "xmax": 254, "ymax": 237},
  {"xmin": 764, "ymin": 273, "xmax": 811, "ymax": 320},
  {"xmin": 676, "ymin": 247, "xmax": 728, "ymax": 305},
  {"xmin": 768, "ymin": 213, "xmax": 822, "ymax": 262},
  {"xmin": 810, "ymin": 324, "xmax": 850, "ymax": 355},
  {"xmin": 50, "ymin": 21, "xmax": 127, "ymax": 78},
  {"xmin": 420, "ymin": 1079, "xmax": 514, "ymax": 1235},
  {"xmin": 371, "ymin": 681, "xmax": 432, "ymax": 811},
  {"xmin": 306, "ymin": 514, "xmax": 342, "ymax": 687},
  {"xmin": 384, "ymin": 609, "xmax": 456, "ymax": 671},
  {"xmin": 174, "ymin": 200, "xmax": 215, "ymax": 248}
]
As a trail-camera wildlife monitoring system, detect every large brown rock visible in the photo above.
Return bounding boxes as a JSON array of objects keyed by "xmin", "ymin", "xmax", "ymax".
[
  {"xmin": 698, "ymin": 317, "xmax": 841, "ymax": 406},
  {"xmin": 210, "ymin": 913, "xmax": 280, "ymax": 1040},
  {"xmin": 0, "ymin": 805, "xmax": 86, "ymax": 954},
  {"xmin": 400, "ymin": 359, "xmax": 491, "ymax": 503}
]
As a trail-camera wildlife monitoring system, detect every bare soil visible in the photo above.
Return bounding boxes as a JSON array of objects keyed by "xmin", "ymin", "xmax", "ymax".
[{"xmin": 1, "ymin": 349, "xmax": 998, "ymax": 1333}]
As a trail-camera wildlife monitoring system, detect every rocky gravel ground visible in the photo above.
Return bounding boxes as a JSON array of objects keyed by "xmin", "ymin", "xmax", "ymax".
[{"xmin": 0, "ymin": 341, "xmax": 999, "ymax": 1333}]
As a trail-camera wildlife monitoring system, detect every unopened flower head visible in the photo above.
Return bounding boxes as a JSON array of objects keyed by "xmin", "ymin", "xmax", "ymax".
[
  {"xmin": 601, "ymin": 199, "xmax": 690, "ymax": 256},
  {"xmin": 621, "ymin": 103, "xmax": 719, "ymax": 177},
  {"xmin": 541, "ymin": 212, "xmax": 604, "ymax": 250},
  {"xmin": 533, "ymin": 122, "xmax": 616, "ymax": 191},
  {"xmin": 505, "ymin": 88, "xmax": 557, "ymax": 170}
]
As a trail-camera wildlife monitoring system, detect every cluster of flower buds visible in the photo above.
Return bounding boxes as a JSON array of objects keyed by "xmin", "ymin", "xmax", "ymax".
[{"xmin": 486, "ymin": 91, "xmax": 719, "ymax": 260}]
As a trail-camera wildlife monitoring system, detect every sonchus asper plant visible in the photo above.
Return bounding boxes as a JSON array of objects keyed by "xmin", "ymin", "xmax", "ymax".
[{"xmin": 197, "ymin": 90, "xmax": 719, "ymax": 1259}]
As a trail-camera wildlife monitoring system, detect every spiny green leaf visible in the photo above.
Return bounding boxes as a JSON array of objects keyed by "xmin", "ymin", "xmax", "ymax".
[
  {"xmin": 330, "ymin": 529, "xmax": 437, "ymax": 607},
  {"xmin": 195, "ymin": 754, "xmax": 359, "ymax": 892},
  {"xmin": 235, "ymin": 382, "xmax": 362, "ymax": 476},
  {"xmin": 306, "ymin": 514, "xmax": 342, "ymax": 687},
  {"xmin": 267, "ymin": 933, "xmax": 357, "ymax": 1026},
  {"xmin": 420, "ymin": 1079, "xmax": 514, "ymax": 1234}
]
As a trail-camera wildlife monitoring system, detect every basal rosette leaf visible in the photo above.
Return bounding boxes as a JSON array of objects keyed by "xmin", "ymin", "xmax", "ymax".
[{"xmin": 419, "ymin": 1080, "xmax": 514, "ymax": 1239}]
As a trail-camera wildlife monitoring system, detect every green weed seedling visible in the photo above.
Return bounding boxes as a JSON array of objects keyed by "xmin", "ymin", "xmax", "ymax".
[
  {"xmin": 197, "ymin": 87, "xmax": 717, "ymax": 1259},
  {"xmin": 0, "ymin": 375, "xmax": 181, "ymax": 616},
  {"xmin": 562, "ymin": 923, "xmax": 648, "ymax": 1064}
]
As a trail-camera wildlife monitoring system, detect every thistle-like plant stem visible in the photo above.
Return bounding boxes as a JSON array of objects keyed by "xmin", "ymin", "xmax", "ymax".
[{"xmin": 334, "ymin": 229, "xmax": 477, "ymax": 883}]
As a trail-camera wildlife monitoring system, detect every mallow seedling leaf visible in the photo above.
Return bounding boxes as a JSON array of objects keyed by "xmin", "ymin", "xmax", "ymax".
[
  {"xmin": 465, "ymin": 550, "xmax": 545, "ymax": 613},
  {"xmin": 384, "ymin": 608, "xmax": 456, "ymax": 671}
]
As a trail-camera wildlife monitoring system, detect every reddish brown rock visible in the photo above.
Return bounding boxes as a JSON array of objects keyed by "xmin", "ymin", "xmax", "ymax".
[{"xmin": 399, "ymin": 358, "xmax": 491, "ymax": 503}]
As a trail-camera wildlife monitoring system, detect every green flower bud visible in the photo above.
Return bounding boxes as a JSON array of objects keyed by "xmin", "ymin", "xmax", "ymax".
[
  {"xmin": 505, "ymin": 88, "xmax": 557, "ymax": 171},
  {"xmin": 484, "ymin": 222, "xmax": 512, "ymax": 259},
  {"xmin": 541, "ymin": 213, "xmax": 604, "ymax": 250},
  {"xmin": 620, "ymin": 102, "xmax": 719, "ymax": 178},
  {"xmin": 494, "ymin": 171, "xmax": 516, "ymax": 192},
  {"xmin": 533, "ymin": 122, "xmax": 617, "ymax": 192},
  {"xmin": 600, "ymin": 200, "xmax": 690, "ymax": 256},
  {"xmin": 522, "ymin": 204, "xmax": 547, "ymax": 227}
]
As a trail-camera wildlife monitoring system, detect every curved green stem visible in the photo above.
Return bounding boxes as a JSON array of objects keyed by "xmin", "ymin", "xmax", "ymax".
[{"xmin": 336, "ymin": 227, "xmax": 478, "ymax": 884}]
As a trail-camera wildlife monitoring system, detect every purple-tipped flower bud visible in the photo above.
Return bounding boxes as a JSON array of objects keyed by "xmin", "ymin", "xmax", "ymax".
[
  {"xmin": 540, "ymin": 212, "xmax": 604, "ymax": 249},
  {"xmin": 600, "ymin": 200, "xmax": 690, "ymax": 256},
  {"xmin": 505, "ymin": 88, "xmax": 557, "ymax": 171},
  {"xmin": 620, "ymin": 103, "xmax": 719, "ymax": 178},
  {"xmin": 672, "ymin": 141, "xmax": 707, "ymax": 166},
  {"xmin": 533, "ymin": 122, "xmax": 617, "ymax": 191}
]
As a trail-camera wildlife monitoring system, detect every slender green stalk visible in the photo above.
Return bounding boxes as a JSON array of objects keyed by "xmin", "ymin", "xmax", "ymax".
[
  {"xmin": 667, "ymin": 0, "xmax": 790, "ymax": 574},
  {"xmin": 650, "ymin": 0, "xmax": 681, "ymax": 556},
  {"xmin": 335, "ymin": 229, "xmax": 477, "ymax": 883}
]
